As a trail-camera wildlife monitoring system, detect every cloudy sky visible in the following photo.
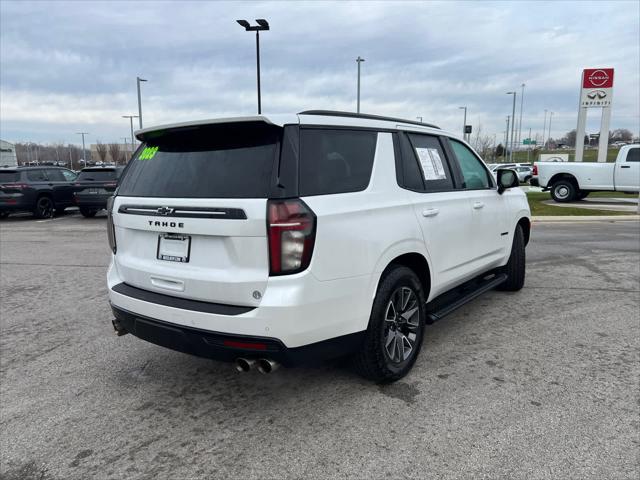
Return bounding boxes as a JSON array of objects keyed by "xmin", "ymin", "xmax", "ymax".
[{"xmin": 1, "ymin": 0, "xmax": 638, "ymax": 146}]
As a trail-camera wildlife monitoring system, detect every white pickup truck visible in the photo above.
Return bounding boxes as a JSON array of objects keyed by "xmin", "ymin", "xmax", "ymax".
[{"xmin": 532, "ymin": 144, "xmax": 640, "ymax": 202}]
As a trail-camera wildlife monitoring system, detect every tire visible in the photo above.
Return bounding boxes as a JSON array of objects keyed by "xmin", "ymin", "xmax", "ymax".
[
  {"xmin": 498, "ymin": 225, "xmax": 525, "ymax": 291},
  {"xmin": 80, "ymin": 208, "xmax": 97, "ymax": 218},
  {"xmin": 577, "ymin": 191, "xmax": 589, "ymax": 200},
  {"xmin": 524, "ymin": 176, "xmax": 532, "ymax": 184},
  {"xmin": 33, "ymin": 196, "xmax": 54, "ymax": 219},
  {"xmin": 353, "ymin": 266, "xmax": 426, "ymax": 383},
  {"xmin": 550, "ymin": 180, "xmax": 576, "ymax": 203}
]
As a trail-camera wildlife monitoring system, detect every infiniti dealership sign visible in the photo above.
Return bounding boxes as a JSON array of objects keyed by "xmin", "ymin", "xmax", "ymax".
[
  {"xmin": 580, "ymin": 68, "xmax": 614, "ymax": 108},
  {"xmin": 575, "ymin": 67, "xmax": 614, "ymax": 163}
]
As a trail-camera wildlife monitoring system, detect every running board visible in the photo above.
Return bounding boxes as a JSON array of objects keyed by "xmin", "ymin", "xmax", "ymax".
[{"xmin": 425, "ymin": 273, "xmax": 508, "ymax": 323}]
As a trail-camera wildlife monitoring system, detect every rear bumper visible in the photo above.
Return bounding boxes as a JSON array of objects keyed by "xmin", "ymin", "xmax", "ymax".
[
  {"xmin": 529, "ymin": 177, "xmax": 539, "ymax": 187},
  {"xmin": 75, "ymin": 194, "xmax": 110, "ymax": 209},
  {"xmin": 0, "ymin": 193, "xmax": 31, "ymax": 211},
  {"xmin": 111, "ymin": 304, "xmax": 364, "ymax": 367},
  {"xmin": 107, "ymin": 260, "xmax": 372, "ymax": 351}
]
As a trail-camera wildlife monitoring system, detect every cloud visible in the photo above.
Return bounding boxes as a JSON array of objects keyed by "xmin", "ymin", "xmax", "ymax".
[{"xmin": 0, "ymin": 0, "xmax": 638, "ymax": 144}]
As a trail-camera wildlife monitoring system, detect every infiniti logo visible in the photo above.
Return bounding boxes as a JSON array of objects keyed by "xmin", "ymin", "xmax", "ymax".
[{"xmin": 157, "ymin": 207, "xmax": 174, "ymax": 216}]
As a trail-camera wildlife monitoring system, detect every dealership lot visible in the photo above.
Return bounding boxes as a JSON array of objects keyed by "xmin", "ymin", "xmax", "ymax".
[{"xmin": 1, "ymin": 213, "xmax": 639, "ymax": 479}]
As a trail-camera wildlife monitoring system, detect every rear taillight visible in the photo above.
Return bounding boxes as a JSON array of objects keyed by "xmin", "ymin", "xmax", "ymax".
[
  {"xmin": 267, "ymin": 199, "xmax": 316, "ymax": 275},
  {"xmin": 532, "ymin": 164, "xmax": 538, "ymax": 175},
  {"xmin": 107, "ymin": 196, "xmax": 117, "ymax": 254},
  {"xmin": 1, "ymin": 183, "xmax": 28, "ymax": 190}
]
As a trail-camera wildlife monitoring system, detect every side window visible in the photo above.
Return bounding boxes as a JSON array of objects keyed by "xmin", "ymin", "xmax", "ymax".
[
  {"xmin": 626, "ymin": 148, "xmax": 639, "ymax": 162},
  {"xmin": 26, "ymin": 169, "xmax": 47, "ymax": 181},
  {"xmin": 61, "ymin": 169, "xmax": 77, "ymax": 181},
  {"xmin": 406, "ymin": 134, "xmax": 454, "ymax": 192},
  {"xmin": 449, "ymin": 140, "xmax": 492, "ymax": 190},
  {"xmin": 299, "ymin": 129, "xmax": 377, "ymax": 196},
  {"xmin": 46, "ymin": 169, "xmax": 66, "ymax": 181}
]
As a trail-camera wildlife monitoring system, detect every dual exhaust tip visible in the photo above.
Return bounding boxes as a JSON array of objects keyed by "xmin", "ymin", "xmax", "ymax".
[{"xmin": 235, "ymin": 358, "xmax": 279, "ymax": 374}]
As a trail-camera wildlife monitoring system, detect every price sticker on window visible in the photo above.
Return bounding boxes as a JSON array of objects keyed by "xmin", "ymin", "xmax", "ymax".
[{"xmin": 416, "ymin": 148, "xmax": 446, "ymax": 181}]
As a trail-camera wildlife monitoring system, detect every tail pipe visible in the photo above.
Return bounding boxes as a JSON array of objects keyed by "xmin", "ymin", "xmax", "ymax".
[
  {"xmin": 235, "ymin": 358, "xmax": 256, "ymax": 372},
  {"xmin": 257, "ymin": 358, "xmax": 280, "ymax": 374}
]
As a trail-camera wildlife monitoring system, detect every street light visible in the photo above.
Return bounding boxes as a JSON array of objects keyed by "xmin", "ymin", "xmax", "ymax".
[
  {"xmin": 506, "ymin": 92, "xmax": 517, "ymax": 162},
  {"xmin": 356, "ymin": 56, "xmax": 365, "ymax": 113},
  {"xmin": 542, "ymin": 109, "xmax": 548, "ymax": 151},
  {"xmin": 122, "ymin": 115, "xmax": 139, "ymax": 155},
  {"xmin": 137, "ymin": 77, "xmax": 147, "ymax": 129},
  {"xmin": 548, "ymin": 111, "xmax": 554, "ymax": 148},
  {"xmin": 459, "ymin": 106, "xmax": 467, "ymax": 140},
  {"xmin": 121, "ymin": 137, "xmax": 129, "ymax": 163},
  {"xmin": 517, "ymin": 83, "xmax": 525, "ymax": 148},
  {"xmin": 76, "ymin": 132, "xmax": 89, "ymax": 167},
  {"xmin": 236, "ymin": 19, "xmax": 270, "ymax": 114}
]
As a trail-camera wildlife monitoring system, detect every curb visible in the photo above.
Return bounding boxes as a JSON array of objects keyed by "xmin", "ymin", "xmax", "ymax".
[{"xmin": 532, "ymin": 215, "xmax": 639, "ymax": 223}]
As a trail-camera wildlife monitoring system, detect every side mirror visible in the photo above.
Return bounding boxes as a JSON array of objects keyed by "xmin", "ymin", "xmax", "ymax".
[{"xmin": 497, "ymin": 168, "xmax": 519, "ymax": 194}]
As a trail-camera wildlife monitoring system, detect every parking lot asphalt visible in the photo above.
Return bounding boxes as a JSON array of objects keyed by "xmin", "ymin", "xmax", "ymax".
[{"xmin": 1, "ymin": 212, "xmax": 639, "ymax": 480}]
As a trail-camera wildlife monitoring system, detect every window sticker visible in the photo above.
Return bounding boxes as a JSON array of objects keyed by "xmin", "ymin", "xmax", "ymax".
[
  {"xmin": 139, "ymin": 146, "xmax": 159, "ymax": 160},
  {"xmin": 416, "ymin": 147, "xmax": 446, "ymax": 181}
]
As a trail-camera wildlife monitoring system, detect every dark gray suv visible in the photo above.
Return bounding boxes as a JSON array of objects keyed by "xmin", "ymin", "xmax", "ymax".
[{"xmin": 0, "ymin": 166, "xmax": 77, "ymax": 218}]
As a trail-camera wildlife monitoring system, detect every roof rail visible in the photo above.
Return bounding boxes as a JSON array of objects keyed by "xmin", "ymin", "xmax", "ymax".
[{"xmin": 298, "ymin": 110, "xmax": 439, "ymax": 129}]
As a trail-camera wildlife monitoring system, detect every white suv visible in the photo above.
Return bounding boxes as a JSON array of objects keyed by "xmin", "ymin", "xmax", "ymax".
[{"xmin": 107, "ymin": 111, "xmax": 530, "ymax": 382}]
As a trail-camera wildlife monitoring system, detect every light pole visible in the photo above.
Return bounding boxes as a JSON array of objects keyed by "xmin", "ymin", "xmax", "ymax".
[
  {"xmin": 356, "ymin": 56, "xmax": 365, "ymax": 113},
  {"xmin": 506, "ymin": 91, "xmax": 517, "ymax": 162},
  {"xmin": 416, "ymin": 116, "xmax": 423, "ymax": 122},
  {"xmin": 459, "ymin": 106, "xmax": 467, "ymax": 140},
  {"xmin": 122, "ymin": 115, "xmax": 139, "ymax": 155},
  {"xmin": 517, "ymin": 83, "xmax": 525, "ymax": 148},
  {"xmin": 548, "ymin": 111, "xmax": 554, "ymax": 149},
  {"xmin": 137, "ymin": 77, "xmax": 147, "ymax": 129},
  {"xmin": 542, "ymin": 109, "xmax": 548, "ymax": 151},
  {"xmin": 505, "ymin": 116, "xmax": 510, "ymax": 161},
  {"xmin": 237, "ymin": 19, "xmax": 270, "ymax": 114},
  {"xmin": 76, "ymin": 132, "xmax": 88, "ymax": 166},
  {"xmin": 121, "ymin": 137, "xmax": 129, "ymax": 163}
]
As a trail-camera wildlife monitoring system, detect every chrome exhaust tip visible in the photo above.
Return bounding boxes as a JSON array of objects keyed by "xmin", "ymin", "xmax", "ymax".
[
  {"xmin": 235, "ymin": 358, "xmax": 256, "ymax": 373},
  {"xmin": 112, "ymin": 318, "xmax": 128, "ymax": 336},
  {"xmin": 257, "ymin": 358, "xmax": 280, "ymax": 374}
]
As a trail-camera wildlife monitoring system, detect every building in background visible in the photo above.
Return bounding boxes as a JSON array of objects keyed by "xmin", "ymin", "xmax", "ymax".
[
  {"xmin": 0, "ymin": 140, "xmax": 18, "ymax": 167},
  {"xmin": 89, "ymin": 142, "xmax": 136, "ymax": 165}
]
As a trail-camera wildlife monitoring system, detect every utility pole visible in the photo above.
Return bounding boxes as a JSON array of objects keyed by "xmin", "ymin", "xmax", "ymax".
[
  {"xmin": 416, "ymin": 116, "xmax": 423, "ymax": 122},
  {"xmin": 506, "ymin": 91, "xmax": 517, "ymax": 162},
  {"xmin": 136, "ymin": 77, "xmax": 147, "ymax": 129},
  {"xmin": 518, "ymin": 83, "xmax": 525, "ymax": 148},
  {"xmin": 542, "ymin": 109, "xmax": 548, "ymax": 150},
  {"xmin": 76, "ymin": 132, "xmax": 88, "ymax": 166},
  {"xmin": 237, "ymin": 19, "xmax": 270, "ymax": 114},
  {"xmin": 459, "ymin": 106, "xmax": 467, "ymax": 140},
  {"xmin": 505, "ymin": 116, "xmax": 510, "ymax": 161},
  {"xmin": 528, "ymin": 127, "xmax": 532, "ymax": 163},
  {"xmin": 121, "ymin": 137, "xmax": 129, "ymax": 163},
  {"xmin": 356, "ymin": 56, "xmax": 365, "ymax": 113},
  {"xmin": 548, "ymin": 111, "xmax": 554, "ymax": 149}
]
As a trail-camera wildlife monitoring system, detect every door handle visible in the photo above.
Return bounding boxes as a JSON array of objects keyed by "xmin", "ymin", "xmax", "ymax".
[
  {"xmin": 620, "ymin": 165, "xmax": 630, "ymax": 169},
  {"xmin": 422, "ymin": 208, "xmax": 439, "ymax": 217},
  {"xmin": 473, "ymin": 202, "xmax": 485, "ymax": 209}
]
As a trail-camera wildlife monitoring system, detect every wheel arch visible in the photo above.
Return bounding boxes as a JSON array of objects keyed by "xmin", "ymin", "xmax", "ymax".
[
  {"xmin": 549, "ymin": 172, "xmax": 579, "ymax": 189},
  {"xmin": 376, "ymin": 252, "xmax": 431, "ymax": 301},
  {"xmin": 517, "ymin": 216, "xmax": 531, "ymax": 246}
]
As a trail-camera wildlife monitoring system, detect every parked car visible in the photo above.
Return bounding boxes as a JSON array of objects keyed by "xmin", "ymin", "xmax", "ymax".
[
  {"xmin": 532, "ymin": 144, "xmax": 639, "ymax": 202},
  {"xmin": 107, "ymin": 110, "xmax": 530, "ymax": 382},
  {"xmin": 73, "ymin": 166, "xmax": 124, "ymax": 217},
  {"xmin": 496, "ymin": 165, "xmax": 532, "ymax": 183},
  {"xmin": 0, "ymin": 166, "xmax": 77, "ymax": 218}
]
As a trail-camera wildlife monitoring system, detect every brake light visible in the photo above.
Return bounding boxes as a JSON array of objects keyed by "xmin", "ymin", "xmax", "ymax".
[
  {"xmin": 532, "ymin": 164, "xmax": 538, "ymax": 175},
  {"xmin": 1, "ymin": 183, "xmax": 28, "ymax": 190},
  {"xmin": 107, "ymin": 196, "xmax": 117, "ymax": 254},
  {"xmin": 267, "ymin": 198, "xmax": 316, "ymax": 275}
]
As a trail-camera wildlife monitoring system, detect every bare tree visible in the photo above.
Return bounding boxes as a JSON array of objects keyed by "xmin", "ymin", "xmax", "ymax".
[
  {"xmin": 470, "ymin": 124, "xmax": 495, "ymax": 161},
  {"xmin": 108, "ymin": 143, "xmax": 121, "ymax": 165},
  {"xmin": 96, "ymin": 141, "xmax": 108, "ymax": 164},
  {"xmin": 610, "ymin": 129, "xmax": 633, "ymax": 143}
]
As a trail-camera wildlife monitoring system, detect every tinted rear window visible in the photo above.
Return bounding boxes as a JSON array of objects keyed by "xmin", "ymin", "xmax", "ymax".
[
  {"xmin": 299, "ymin": 129, "xmax": 377, "ymax": 196},
  {"xmin": 117, "ymin": 122, "xmax": 281, "ymax": 198},
  {"xmin": 626, "ymin": 147, "xmax": 639, "ymax": 162},
  {"xmin": 77, "ymin": 170, "xmax": 118, "ymax": 181},
  {"xmin": 0, "ymin": 172, "xmax": 18, "ymax": 183}
]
